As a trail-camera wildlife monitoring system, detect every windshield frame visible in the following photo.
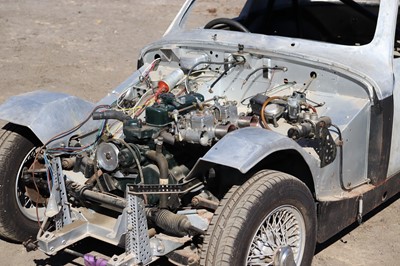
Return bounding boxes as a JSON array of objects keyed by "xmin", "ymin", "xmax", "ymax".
[{"xmin": 165, "ymin": 0, "xmax": 383, "ymax": 47}]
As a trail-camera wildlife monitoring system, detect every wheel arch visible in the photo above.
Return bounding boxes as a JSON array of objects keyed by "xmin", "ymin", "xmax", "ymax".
[
  {"xmin": 186, "ymin": 127, "xmax": 319, "ymax": 196},
  {"xmin": 1, "ymin": 122, "xmax": 42, "ymax": 146},
  {"xmin": 0, "ymin": 90, "xmax": 99, "ymax": 147},
  {"xmin": 254, "ymin": 149, "xmax": 316, "ymax": 196}
]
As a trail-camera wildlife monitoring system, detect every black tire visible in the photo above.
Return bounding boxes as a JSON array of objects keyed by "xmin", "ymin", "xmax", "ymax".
[
  {"xmin": 201, "ymin": 170, "xmax": 316, "ymax": 266},
  {"xmin": 0, "ymin": 124, "xmax": 42, "ymax": 242}
]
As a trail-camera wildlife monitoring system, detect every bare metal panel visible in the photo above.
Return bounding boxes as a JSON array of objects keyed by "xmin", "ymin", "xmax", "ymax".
[{"xmin": 0, "ymin": 90, "xmax": 99, "ymax": 146}]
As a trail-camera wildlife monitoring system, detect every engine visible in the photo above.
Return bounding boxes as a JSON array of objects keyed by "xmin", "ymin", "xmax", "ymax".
[{"xmin": 52, "ymin": 48, "xmax": 338, "ymax": 199}]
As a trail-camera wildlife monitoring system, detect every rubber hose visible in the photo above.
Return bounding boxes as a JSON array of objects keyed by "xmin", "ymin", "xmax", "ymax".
[{"xmin": 145, "ymin": 150, "xmax": 169, "ymax": 208}]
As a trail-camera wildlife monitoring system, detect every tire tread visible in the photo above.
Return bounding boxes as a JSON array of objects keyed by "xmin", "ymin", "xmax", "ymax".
[
  {"xmin": 200, "ymin": 170, "xmax": 316, "ymax": 266},
  {"xmin": 0, "ymin": 125, "xmax": 39, "ymax": 242}
]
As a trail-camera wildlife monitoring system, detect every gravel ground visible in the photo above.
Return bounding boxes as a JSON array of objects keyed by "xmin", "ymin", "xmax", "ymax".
[{"xmin": 0, "ymin": 1, "xmax": 399, "ymax": 265}]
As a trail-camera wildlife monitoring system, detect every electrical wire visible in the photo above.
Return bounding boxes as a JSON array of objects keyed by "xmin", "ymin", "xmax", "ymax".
[
  {"xmin": 43, "ymin": 154, "xmax": 53, "ymax": 193},
  {"xmin": 45, "ymin": 119, "xmax": 107, "ymax": 155},
  {"xmin": 208, "ymin": 62, "xmax": 241, "ymax": 93},
  {"xmin": 304, "ymin": 103, "xmax": 317, "ymax": 113},
  {"xmin": 185, "ymin": 60, "xmax": 237, "ymax": 93},
  {"xmin": 28, "ymin": 148, "xmax": 49, "ymax": 228},
  {"xmin": 134, "ymin": 95, "xmax": 155, "ymax": 117},
  {"xmin": 43, "ymin": 105, "xmax": 110, "ymax": 149},
  {"xmin": 243, "ymin": 66, "xmax": 287, "ymax": 85},
  {"xmin": 115, "ymin": 58, "xmax": 160, "ymax": 109},
  {"xmin": 28, "ymin": 104, "xmax": 109, "ymax": 226},
  {"xmin": 139, "ymin": 58, "xmax": 161, "ymax": 81},
  {"xmin": 330, "ymin": 124, "xmax": 352, "ymax": 191},
  {"xmin": 27, "ymin": 67, "xmax": 161, "ymax": 225},
  {"xmin": 267, "ymin": 81, "xmax": 297, "ymax": 95},
  {"xmin": 31, "ymin": 168, "xmax": 43, "ymax": 229}
]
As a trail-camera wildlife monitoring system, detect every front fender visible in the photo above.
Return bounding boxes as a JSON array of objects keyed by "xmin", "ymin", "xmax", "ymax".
[
  {"xmin": 188, "ymin": 127, "xmax": 320, "ymax": 179},
  {"xmin": 0, "ymin": 90, "xmax": 99, "ymax": 145}
]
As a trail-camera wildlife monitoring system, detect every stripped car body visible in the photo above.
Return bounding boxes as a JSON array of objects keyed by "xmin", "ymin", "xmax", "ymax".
[{"xmin": 0, "ymin": 0, "xmax": 398, "ymax": 265}]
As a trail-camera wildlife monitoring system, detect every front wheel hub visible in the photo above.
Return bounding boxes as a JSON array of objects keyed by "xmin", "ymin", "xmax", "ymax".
[{"xmin": 274, "ymin": 246, "xmax": 296, "ymax": 266}]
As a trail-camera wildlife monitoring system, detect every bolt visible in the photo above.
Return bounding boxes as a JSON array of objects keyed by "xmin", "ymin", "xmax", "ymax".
[
  {"xmin": 157, "ymin": 243, "xmax": 165, "ymax": 253},
  {"xmin": 191, "ymin": 197, "xmax": 199, "ymax": 206}
]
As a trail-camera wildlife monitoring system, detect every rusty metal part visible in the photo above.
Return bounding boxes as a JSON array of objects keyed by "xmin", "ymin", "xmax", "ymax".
[
  {"xmin": 214, "ymin": 123, "xmax": 236, "ymax": 139},
  {"xmin": 237, "ymin": 115, "xmax": 259, "ymax": 128},
  {"xmin": 196, "ymin": 209, "xmax": 214, "ymax": 223},
  {"xmin": 85, "ymin": 169, "xmax": 103, "ymax": 186},
  {"xmin": 166, "ymin": 247, "xmax": 200, "ymax": 266},
  {"xmin": 191, "ymin": 195, "xmax": 219, "ymax": 211},
  {"xmin": 23, "ymin": 238, "xmax": 38, "ymax": 252},
  {"xmin": 67, "ymin": 182, "xmax": 126, "ymax": 211},
  {"xmin": 25, "ymin": 168, "xmax": 47, "ymax": 174},
  {"xmin": 61, "ymin": 157, "xmax": 76, "ymax": 170},
  {"xmin": 148, "ymin": 228, "xmax": 157, "ymax": 238},
  {"xmin": 25, "ymin": 187, "xmax": 47, "ymax": 204}
]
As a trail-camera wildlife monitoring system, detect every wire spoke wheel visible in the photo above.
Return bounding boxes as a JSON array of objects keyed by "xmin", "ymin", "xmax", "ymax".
[
  {"xmin": 201, "ymin": 170, "xmax": 316, "ymax": 266},
  {"xmin": 246, "ymin": 205, "xmax": 306, "ymax": 265},
  {"xmin": 15, "ymin": 147, "xmax": 46, "ymax": 221}
]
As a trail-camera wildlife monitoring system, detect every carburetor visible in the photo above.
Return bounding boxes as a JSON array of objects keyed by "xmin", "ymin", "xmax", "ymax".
[{"xmin": 177, "ymin": 100, "xmax": 239, "ymax": 146}]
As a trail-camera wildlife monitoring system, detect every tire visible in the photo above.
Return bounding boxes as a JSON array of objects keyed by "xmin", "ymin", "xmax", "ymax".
[
  {"xmin": 201, "ymin": 170, "xmax": 316, "ymax": 266},
  {"xmin": 0, "ymin": 124, "xmax": 43, "ymax": 242}
]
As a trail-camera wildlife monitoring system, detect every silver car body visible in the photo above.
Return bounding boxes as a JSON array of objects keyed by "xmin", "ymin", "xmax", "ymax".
[{"xmin": 0, "ymin": 0, "xmax": 398, "ymax": 264}]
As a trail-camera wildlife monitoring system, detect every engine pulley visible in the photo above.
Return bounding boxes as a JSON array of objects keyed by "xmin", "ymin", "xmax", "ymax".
[{"xmin": 96, "ymin": 142, "xmax": 120, "ymax": 172}]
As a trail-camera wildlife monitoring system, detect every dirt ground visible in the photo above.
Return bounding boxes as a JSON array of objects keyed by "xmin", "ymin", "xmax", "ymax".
[{"xmin": 0, "ymin": 0, "xmax": 399, "ymax": 265}]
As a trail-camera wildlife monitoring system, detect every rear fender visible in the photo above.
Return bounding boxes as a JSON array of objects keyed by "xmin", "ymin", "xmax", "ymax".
[{"xmin": 0, "ymin": 90, "xmax": 99, "ymax": 146}]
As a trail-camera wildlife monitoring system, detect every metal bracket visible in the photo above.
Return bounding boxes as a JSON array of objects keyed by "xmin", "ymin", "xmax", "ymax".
[
  {"xmin": 50, "ymin": 157, "xmax": 72, "ymax": 228},
  {"xmin": 314, "ymin": 127, "xmax": 337, "ymax": 167},
  {"xmin": 126, "ymin": 192, "xmax": 152, "ymax": 264},
  {"xmin": 127, "ymin": 178, "xmax": 202, "ymax": 195},
  {"xmin": 109, "ymin": 191, "xmax": 152, "ymax": 265}
]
